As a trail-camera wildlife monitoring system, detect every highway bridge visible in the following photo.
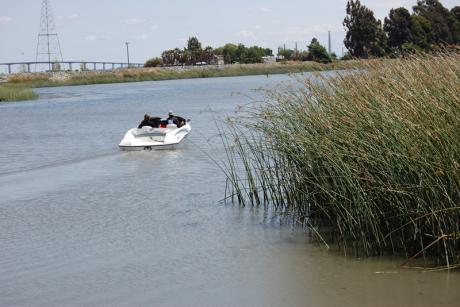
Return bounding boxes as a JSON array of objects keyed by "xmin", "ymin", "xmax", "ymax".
[{"xmin": 0, "ymin": 61, "xmax": 144, "ymax": 74}]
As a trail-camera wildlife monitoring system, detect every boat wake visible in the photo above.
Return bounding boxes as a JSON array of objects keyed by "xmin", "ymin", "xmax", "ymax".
[{"xmin": 0, "ymin": 150, "xmax": 119, "ymax": 178}]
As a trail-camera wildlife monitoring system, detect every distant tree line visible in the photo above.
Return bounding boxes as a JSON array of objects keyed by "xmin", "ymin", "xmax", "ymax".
[
  {"xmin": 278, "ymin": 38, "xmax": 334, "ymax": 63},
  {"xmin": 145, "ymin": 36, "xmax": 334, "ymax": 67},
  {"xmin": 145, "ymin": 0, "xmax": 459, "ymax": 67},
  {"xmin": 146, "ymin": 37, "xmax": 274, "ymax": 67},
  {"xmin": 214, "ymin": 43, "xmax": 273, "ymax": 64},
  {"xmin": 344, "ymin": 0, "xmax": 460, "ymax": 58}
]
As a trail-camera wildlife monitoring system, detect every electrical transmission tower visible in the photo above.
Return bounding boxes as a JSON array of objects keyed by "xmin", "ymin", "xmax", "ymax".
[{"xmin": 35, "ymin": 0, "xmax": 63, "ymax": 71}]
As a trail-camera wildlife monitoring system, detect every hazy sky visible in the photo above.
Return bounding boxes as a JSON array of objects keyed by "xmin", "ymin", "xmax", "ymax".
[{"xmin": 0, "ymin": 0, "xmax": 458, "ymax": 63}]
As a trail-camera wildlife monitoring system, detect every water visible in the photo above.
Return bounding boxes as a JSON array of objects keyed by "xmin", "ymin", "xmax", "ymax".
[{"xmin": 0, "ymin": 75, "xmax": 459, "ymax": 306}]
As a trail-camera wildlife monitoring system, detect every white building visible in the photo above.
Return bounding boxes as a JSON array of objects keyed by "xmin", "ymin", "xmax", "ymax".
[{"xmin": 262, "ymin": 56, "xmax": 276, "ymax": 64}]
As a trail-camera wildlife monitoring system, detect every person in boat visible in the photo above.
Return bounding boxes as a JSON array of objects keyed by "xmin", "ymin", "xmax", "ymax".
[
  {"xmin": 138, "ymin": 114, "xmax": 161, "ymax": 128},
  {"xmin": 148, "ymin": 116, "xmax": 161, "ymax": 128},
  {"xmin": 167, "ymin": 111, "xmax": 186, "ymax": 127},
  {"xmin": 166, "ymin": 111, "xmax": 179, "ymax": 126},
  {"xmin": 176, "ymin": 115, "xmax": 186, "ymax": 127},
  {"xmin": 138, "ymin": 114, "xmax": 151, "ymax": 128}
]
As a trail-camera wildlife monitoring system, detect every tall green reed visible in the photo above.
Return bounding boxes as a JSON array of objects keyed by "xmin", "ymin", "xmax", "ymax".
[{"xmin": 222, "ymin": 54, "xmax": 460, "ymax": 267}]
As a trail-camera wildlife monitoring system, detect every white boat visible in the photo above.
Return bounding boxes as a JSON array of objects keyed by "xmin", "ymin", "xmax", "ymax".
[{"xmin": 119, "ymin": 121, "xmax": 191, "ymax": 150}]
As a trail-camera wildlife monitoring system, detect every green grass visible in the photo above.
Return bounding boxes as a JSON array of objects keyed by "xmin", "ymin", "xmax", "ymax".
[
  {"xmin": 0, "ymin": 83, "xmax": 38, "ymax": 102},
  {"xmin": 221, "ymin": 53, "xmax": 460, "ymax": 268}
]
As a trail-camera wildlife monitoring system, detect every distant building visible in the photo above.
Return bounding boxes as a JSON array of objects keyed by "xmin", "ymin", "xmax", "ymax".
[
  {"xmin": 211, "ymin": 55, "xmax": 225, "ymax": 65},
  {"xmin": 276, "ymin": 55, "xmax": 285, "ymax": 62},
  {"xmin": 262, "ymin": 56, "xmax": 276, "ymax": 64},
  {"xmin": 52, "ymin": 63, "xmax": 61, "ymax": 71}
]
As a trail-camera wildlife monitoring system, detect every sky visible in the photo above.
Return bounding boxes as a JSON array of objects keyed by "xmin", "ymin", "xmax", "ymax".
[{"xmin": 0, "ymin": 0, "xmax": 458, "ymax": 64}]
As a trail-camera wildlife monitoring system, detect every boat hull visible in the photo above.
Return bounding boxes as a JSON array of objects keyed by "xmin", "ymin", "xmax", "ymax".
[{"xmin": 118, "ymin": 123, "xmax": 191, "ymax": 151}]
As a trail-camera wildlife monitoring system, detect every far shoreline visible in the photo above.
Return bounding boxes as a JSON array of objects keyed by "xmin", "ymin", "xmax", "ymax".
[{"xmin": 0, "ymin": 61, "xmax": 359, "ymax": 102}]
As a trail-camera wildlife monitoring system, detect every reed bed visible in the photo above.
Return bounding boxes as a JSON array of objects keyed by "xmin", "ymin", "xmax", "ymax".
[
  {"xmin": 0, "ymin": 83, "xmax": 37, "ymax": 102},
  {"xmin": 6, "ymin": 61, "xmax": 359, "ymax": 88},
  {"xmin": 222, "ymin": 54, "xmax": 460, "ymax": 267}
]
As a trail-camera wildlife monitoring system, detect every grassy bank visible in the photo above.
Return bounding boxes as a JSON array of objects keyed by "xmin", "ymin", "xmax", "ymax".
[
  {"xmin": 0, "ymin": 83, "xmax": 38, "ymax": 102},
  {"xmin": 1, "ymin": 61, "xmax": 360, "ymax": 102},
  {"xmin": 7, "ymin": 61, "xmax": 360, "ymax": 88},
  {"xmin": 222, "ymin": 54, "xmax": 460, "ymax": 268}
]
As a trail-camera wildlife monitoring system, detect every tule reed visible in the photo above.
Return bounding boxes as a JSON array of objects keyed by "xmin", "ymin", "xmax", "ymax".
[{"xmin": 221, "ymin": 53, "xmax": 460, "ymax": 268}]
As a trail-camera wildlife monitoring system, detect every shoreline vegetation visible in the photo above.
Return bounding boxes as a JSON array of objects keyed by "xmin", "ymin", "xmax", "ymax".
[
  {"xmin": 0, "ymin": 83, "xmax": 38, "ymax": 102},
  {"xmin": 0, "ymin": 61, "xmax": 359, "ymax": 102},
  {"xmin": 2, "ymin": 0, "xmax": 459, "ymax": 102},
  {"xmin": 221, "ymin": 53, "xmax": 460, "ymax": 269}
]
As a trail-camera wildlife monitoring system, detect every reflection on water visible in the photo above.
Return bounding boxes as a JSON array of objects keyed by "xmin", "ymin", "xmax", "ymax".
[{"xmin": 0, "ymin": 76, "xmax": 459, "ymax": 306}]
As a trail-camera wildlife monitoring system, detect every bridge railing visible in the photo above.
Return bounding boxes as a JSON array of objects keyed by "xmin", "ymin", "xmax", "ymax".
[{"xmin": 0, "ymin": 61, "xmax": 144, "ymax": 74}]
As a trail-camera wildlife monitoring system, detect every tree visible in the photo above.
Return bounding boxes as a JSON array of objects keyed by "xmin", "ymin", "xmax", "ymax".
[
  {"xmin": 187, "ymin": 37, "xmax": 202, "ymax": 52},
  {"xmin": 144, "ymin": 57, "xmax": 163, "ymax": 67},
  {"xmin": 409, "ymin": 14, "xmax": 433, "ymax": 49},
  {"xmin": 161, "ymin": 49, "xmax": 175, "ymax": 65},
  {"xmin": 307, "ymin": 38, "xmax": 332, "ymax": 63},
  {"xmin": 201, "ymin": 46, "xmax": 215, "ymax": 64},
  {"xmin": 343, "ymin": 0, "xmax": 387, "ymax": 58},
  {"xmin": 413, "ymin": 0, "xmax": 459, "ymax": 44},
  {"xmin": 277, "ymin": 47, "xmax": 294, "ymax": 60},
  {"xmin": 240, "ymin": 46, "xmax": 266, "ymax": 63},
  {"xmin": 182, "ymin": 49, "xmax": 192, "ymax": 65},
  {"xmin": 452, "ymin": 6, "xmax": 460, "ymax": 23},
  {"xmin": 450, "ymin": 7, "xmax": 460, "ymax": 43},
  {"xmin": 302, "ymin": 51, "xmax": 312, "ymax": 61},
  {"xmin": 384, "ymin": 8, "xmax": 412, "ymax": 49},
  {"xmin": 161, "ymin": 48, "xmax": 190, "ymax": 66},
  {"xmin": 187, "ymin": 37, "xmax": 203, "ymax": 64},
  {"xmin": 174, "ymin": 48, "xmax": 186, "ymax": 65},
  {"xmin": 235, "ymin": 44, "xmax": 246, "ymax": 63},
  {"xmin": 215, "ymin": 43, "xmax": 239, "ymax": 64}
]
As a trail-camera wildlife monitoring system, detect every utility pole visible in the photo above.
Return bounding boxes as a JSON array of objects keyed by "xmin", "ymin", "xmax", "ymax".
[
  {"xmin": 328, "ymin": 31, "xmax": 332, "ymax": 55},
  {"xmin": 125, "ymin": 42, "xmax": 130, "ymax": 67}
]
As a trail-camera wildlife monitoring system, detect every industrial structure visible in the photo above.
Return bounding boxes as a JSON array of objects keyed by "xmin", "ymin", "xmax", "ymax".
[
  {"xmin": 35, "ymin": 0, "xmax": 63, "ymax": 71},
  {"xmin": 0, "ymin": 61, "xmax": 144, "ymax": 74},
  {"xmin": 0, "ymin": 0, "xmax": 143, "ymax": 74}
]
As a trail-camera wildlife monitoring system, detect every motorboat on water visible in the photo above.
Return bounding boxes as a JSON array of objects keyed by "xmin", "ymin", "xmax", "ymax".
[{"xmin": 119, "ymin": 120, "xmax": 191, "ymax": 150}]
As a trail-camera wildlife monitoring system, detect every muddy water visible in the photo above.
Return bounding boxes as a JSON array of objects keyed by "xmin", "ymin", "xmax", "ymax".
[{"xmin": 0, "ymin": 75, "xmax": 458, "ymax": 306}]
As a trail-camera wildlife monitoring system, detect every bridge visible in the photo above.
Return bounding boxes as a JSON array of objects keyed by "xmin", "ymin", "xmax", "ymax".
[{"xmin": 0, "ymin": 61, "xmax": 145, "ymax": 74}]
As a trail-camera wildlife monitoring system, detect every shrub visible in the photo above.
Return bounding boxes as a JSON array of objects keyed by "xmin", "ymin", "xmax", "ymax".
[{"xmin": 145, "ymin": 57, "xmax": 163, "ymax": 67}]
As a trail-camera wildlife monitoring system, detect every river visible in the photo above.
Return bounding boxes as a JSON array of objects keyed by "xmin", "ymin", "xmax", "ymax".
[{"xmin": 0, "ymin": 74, "xmax": 458, "ymax": 306}]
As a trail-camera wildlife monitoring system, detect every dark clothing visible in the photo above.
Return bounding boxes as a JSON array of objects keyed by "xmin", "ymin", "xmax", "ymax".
[
  {"xmin": 167, "ymin": 115, "xmax": 187, "ymax": 127},
  {"xmin": 138, "ymin": 117, "xmax": 161, "ymax": 128},
  {"xmin": 148, "ymin": 117, "xmax": 161, "ymax": 127},
  {"xmin": 167, "ymin": 115, "xmax": 179, "ymax": 126},
  {"xmin": 138, "ymin": 120, "xmax": 151, "ymax": 128},
  {"xmin": 175, "ymin": 116, "xmax": 186, "ymax": 127}
]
